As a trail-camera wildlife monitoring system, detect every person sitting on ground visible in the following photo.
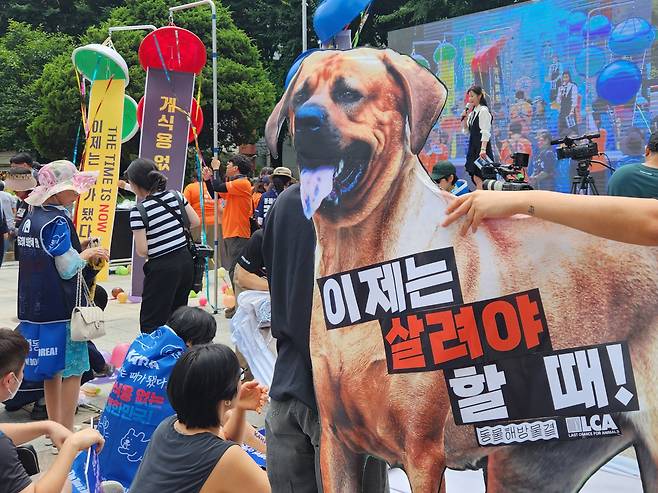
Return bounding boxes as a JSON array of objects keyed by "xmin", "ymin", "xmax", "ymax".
[
  {"xmin": 431, "ymin": 161, "xmax": 469, "ymax": 196},
  {"xmin": 231, "ymin": 230, "xmax": 274, "ymax": 386},
  {"xmin": 0, "ymin": 328, "xmax": 106, "ymax": 493},
  {"xmin": 130, "ymin": 344, "xmax": 271, "ymax": 493},
  {"xmin": 165, "ymin": 307, "xmax": 268, "ymax": 452},
  {"xmin": 93, "ymin": 307, "xmax": 267, "ymax": 491}
]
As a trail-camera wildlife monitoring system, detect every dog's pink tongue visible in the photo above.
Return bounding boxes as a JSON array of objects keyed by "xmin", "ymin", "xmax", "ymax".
[{"xmin": 300, "ymin": 167, "xmax": 334, "ymax": 219}]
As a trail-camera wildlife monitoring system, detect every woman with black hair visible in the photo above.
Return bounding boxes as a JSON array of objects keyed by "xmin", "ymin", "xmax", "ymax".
[
  {"xmin": 130, "ymin": 344, "xmax": 270, "ymax": 493},
  {"xmin": 461, "ymin": 85, "xmax": 494, "ymax": 189},
  {"xmin": 167, "ymin": 305, "xmax": 217, "ymax": 347},
  {"xmin": 126, "ymin": 158, "xmax": 200, "ymax": 333}
]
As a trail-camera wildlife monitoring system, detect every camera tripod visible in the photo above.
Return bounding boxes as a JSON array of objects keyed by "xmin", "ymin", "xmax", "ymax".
[
  {"xmin": 570, "ymin": 170, "xmax": 600, "ymax": 195},
  {"xmin": 569, "ymin": 158, "xmax": 612, "ymax": 195}
]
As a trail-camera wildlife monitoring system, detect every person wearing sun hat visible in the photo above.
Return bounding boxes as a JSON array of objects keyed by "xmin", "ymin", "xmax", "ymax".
[{"xmin": 17, "ymin": 160, "xmax": 109, "ymax": 433}]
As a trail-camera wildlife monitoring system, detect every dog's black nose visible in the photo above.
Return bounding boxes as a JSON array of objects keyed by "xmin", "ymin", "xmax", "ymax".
[{"xmin": 295, "ymin": 104, "xmax": 328, "ymax": 133}]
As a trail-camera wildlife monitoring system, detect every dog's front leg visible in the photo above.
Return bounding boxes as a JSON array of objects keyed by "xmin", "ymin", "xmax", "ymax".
[
  {"xmin": 404, "ymin": 440, "xmax": 447, "ymax": 493},
  {"xmin": 319, "ymin": 423, "xmax": 368, "ymax": 492}
]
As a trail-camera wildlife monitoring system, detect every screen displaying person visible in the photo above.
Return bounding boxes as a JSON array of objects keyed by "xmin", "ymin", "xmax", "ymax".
[{"xmin": 461, "ymin": 85, "xmax": 494, "ymax": 189}]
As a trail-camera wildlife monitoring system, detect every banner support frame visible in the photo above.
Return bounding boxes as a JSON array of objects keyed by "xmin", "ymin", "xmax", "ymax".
[{"xmin": 169, "ymin": 0, "xmax": 220, "ymax": 314}]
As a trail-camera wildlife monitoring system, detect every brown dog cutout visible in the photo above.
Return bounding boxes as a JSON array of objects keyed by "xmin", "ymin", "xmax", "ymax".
[{"xmin": 266, "ymin": 47, "xmax": 658, "ymax": 492}]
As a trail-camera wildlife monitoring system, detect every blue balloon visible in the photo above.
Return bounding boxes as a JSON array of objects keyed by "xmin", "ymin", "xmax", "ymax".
[
  {"xmin": 574, "ymin": 47, "xmax": 607, "ymax": 77},
  {"xmin": 567, "ymin": 11, "xmax": 587, "ymax": 33},
  {"xmin": 609, "ymin": 17, "xmax": 656, "ymax": 56},
  {"xmin": 313, "ymin": 0, "xmax": 371, "ymax": 44},
  {"xmin": 596, "ymin": 60, "xmax": 642, "ymax": 105},
  {"xmin": 582, "ymin": 14, "xmax": 611, "ymax": 39},
  {"xmin": 285, "ymin": 49, "xmax": 320, "ymax": 89}
]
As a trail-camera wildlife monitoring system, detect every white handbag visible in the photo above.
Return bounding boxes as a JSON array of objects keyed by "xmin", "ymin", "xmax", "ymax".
[{"xmin": 70, "ymin": 270, "xmax": 106, "ymax": 342}]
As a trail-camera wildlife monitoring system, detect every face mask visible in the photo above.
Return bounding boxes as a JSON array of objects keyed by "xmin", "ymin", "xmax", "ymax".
[{"xmin": 4, "ymin": 372, "xmax": 21, "ymax": 402}]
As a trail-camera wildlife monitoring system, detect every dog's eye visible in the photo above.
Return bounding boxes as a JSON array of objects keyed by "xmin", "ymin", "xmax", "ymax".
[{"xmin": 334, "ymin": 87, "xmax": 363, "ymax": 105}]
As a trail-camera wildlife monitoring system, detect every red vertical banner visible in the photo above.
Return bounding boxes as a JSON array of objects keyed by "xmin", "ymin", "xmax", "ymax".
[{"xmin": 131, "ymin": 27, "xmax": 207, "ymax": 297}]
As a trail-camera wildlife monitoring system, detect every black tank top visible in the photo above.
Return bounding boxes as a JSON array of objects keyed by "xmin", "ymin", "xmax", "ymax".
[{"xmin": 130, "ymin": 416, "xmax": 237, "ymax": 493}]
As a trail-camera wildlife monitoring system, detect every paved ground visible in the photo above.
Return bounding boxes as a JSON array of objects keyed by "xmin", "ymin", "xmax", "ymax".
[{"xmin": 0, "ymin": 260, "xmax": 262, "ymax": 472}]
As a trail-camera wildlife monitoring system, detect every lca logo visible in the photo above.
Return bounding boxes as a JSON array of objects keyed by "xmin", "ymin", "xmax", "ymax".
[
  {"xmin": 565, "ymin": 414, "xmax": 620, "ymax": 436},
  {"xmin": 21, "ymin": 219, "xmax": 31, "ymax": 233}
]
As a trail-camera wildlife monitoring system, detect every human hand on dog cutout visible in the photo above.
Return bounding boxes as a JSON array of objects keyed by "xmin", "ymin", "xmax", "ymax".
[
  {"xmin": 236, "ymin": 381, "xmax": 269, "ymax": 413},
  {"xmin": 443, "ymin": 190, "xmax": 523, "ymax": 235},
  {"xmin": 443, "ymin": 190, "xmax": 658, "ymax": 246}
]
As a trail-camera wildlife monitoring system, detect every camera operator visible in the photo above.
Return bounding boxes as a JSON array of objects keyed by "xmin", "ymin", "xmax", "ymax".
[
  {"xmin": 461, "ymin": 86, "xmax": 494, "ymax": 189},
  {"xmin": 607, "ymin": 131, "xmax": 658, "ymax": 199},
  {"xmin": 431, "ymin": 161, "xmax": 470, "ymax": 196},
  {"xmin": 529, "ymin": 131, "xmax": 557, "ymax": 190},
  {"xmin": 442, "ymin": 190, "xmax": 658, "ymax": 246}
]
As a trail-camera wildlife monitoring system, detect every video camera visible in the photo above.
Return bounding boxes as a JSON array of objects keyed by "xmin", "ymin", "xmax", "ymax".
[
  {"xmin": 550, "ymin": 133, "xmax": 600, "ymax": 176},
  {"xmin": 481, "ymin": 153, "xmax": 533, "ymax": 191}
]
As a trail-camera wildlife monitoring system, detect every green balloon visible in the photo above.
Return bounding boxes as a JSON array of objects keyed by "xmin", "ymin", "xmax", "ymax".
[
  {"xmin": 189, "ymin": 290, "xmax": 198, "ymax": 298},
  {"xmin": 122, "ymin": 95, "xmax": 138, "ymax": 143},
  {"xmin": 72, "ymin": 44, "xmax": 129, "ymax": 85}
]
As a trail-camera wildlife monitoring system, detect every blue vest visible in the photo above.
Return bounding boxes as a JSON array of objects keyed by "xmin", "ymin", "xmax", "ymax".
[{"xmin": 17, "ymin": 206, "xmax": 81, "ymax": 323}]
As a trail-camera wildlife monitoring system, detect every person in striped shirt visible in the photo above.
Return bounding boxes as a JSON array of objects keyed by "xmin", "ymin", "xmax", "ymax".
[{"xmin": 127, "ymin": 159, "xmax": 200, "ymax": 333}]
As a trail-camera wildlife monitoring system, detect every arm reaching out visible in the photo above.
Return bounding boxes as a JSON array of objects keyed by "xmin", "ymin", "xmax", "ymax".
[{"xmin": 442, "ymin": 190, "xmax": 658, "ymax": 246}]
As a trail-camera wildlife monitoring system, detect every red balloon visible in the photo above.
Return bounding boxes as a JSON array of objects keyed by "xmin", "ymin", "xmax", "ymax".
[
  {"xmin": 137, "ymin": 96, "xmax": 204, "ymax": 143},
  {"xmin": 138, "ymin": 26, "xmax": 207, "ymax": 74}
]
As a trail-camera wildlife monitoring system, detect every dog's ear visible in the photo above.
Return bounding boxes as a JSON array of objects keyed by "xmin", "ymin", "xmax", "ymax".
[
  {"xmin": 382, "ymin": 49, "xmax": 448, "ymax": 155},
  {"xmin": 265, "ymin": 69, "xmax": 304, "ymax": 159}
]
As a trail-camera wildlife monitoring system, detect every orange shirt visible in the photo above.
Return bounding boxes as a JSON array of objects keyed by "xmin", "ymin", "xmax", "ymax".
[
  {"xmin": 252, "ymin": 192, "xmax": 262, "ymax": 212},
  {"xmin": 220, "ymin": 177, "xmax": 252, "ymax": 238},
  {"xmin": 183, "ymin": 182, "xmax": 216, "ymax": 226}
]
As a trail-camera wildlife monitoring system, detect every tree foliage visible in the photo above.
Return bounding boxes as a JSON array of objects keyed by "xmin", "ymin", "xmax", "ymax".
[
  {"xmin": 0, "ymin": 21, "xmax": 74, "ymax": 154},
  {"xmin": 0, "ymin": 0, "xmax": 123, "ymax": 36},
  {"xmin": 27, "ymin": 0, "xmax": 275, "ymax": 161}
]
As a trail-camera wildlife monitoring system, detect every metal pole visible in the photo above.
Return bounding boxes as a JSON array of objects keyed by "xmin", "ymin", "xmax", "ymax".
[
  {"xmin": 302, "ymin": 0, "xmax": 308, "ymax": 52},
  {"xmin": 170, "ymin": 0, "xmax": 220, "ymax": 313},
  {"xmin": 108, "ymin": 25, "xmax": 157, "ymax": 35}
]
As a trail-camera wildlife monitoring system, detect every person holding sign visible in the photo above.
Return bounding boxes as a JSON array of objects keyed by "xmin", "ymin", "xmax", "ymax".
[
  {"xmin": 443, "ymin": 190, "xmax": 658, "ymax": 246},
  {"xmin": 17, "ymin": 161, "xmax": 109, "ymax": 433},
  {"xmin": 126, "ymin": 159, "xmax": 200, "ymax": 333}
]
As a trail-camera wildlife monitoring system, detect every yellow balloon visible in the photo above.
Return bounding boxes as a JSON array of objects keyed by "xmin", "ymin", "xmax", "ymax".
[
  {"xmin": 117, "ymin": 292, "xmax": 128, "ymax": 304},
  {"xmin": 218, "ymin": 267, "xmax": 227, "ymax": 278}
]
